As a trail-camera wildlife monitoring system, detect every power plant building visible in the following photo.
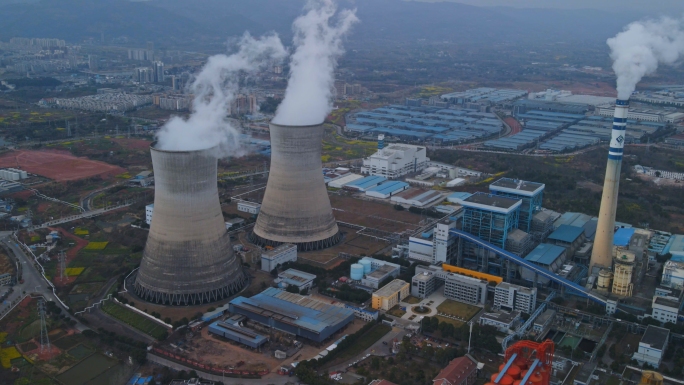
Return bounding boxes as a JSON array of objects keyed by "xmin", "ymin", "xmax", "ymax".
[
  {"xmin": 229, "ymin": 288, "xmax": 354, "ymax": 343},
  {"xmin": 651, "ymin": 296, "xmax": 680, "ymax": 324},
  {"xmin": 252, "ymin": 122, "xmax": 341, "ymax": 251},
  {"xmin": 260, "ymin": 243, "xmax": 297, "ymax": 272},
  {"xmin": 546, "ymin": 225, "xmax": 586, "ymax": 259},
  {"xmin": 391, "ymin": 188, "xmax": 443, "ymax": 207},
  {"xmin": 276, "ymin": 269, "xmax": 316, "ymax": 292},
  {"xmin": 631, "ymin": 325, "xmax": 669, "ymax": 367},
  {"xmin": 661, "ymin": 259, "xmax": 684, "ymax": 289},
  {"xmin": 365, "ymin": 181, "xmax": 409, "ymax": 199},
  {"xmin": 612, "ymin": 251, "xmax": 635, "ymax": 297},
  {"xmin": 489, "ymin": 178, "xmax": 544, "ymax": 233},
  {"xmin": 461, "ymin": 192, "xmax": 522, "ymax": 249},
  {"xmin": 521, "ymin": 243, "xmax": 567, "ymax": 285},
  {"xmin": 134, "ymin": 145, "xmax": 246, "ymax": 305},
  {"xmin": 361, "ymin": 144, "xmax": 428, "ymax": 179},
  {"xmin": 343, "ymin": 175, "xmax": 387, "ymax": 192}
]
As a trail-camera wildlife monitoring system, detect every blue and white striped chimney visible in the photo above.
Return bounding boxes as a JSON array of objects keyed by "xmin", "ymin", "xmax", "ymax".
[{"xmin": 590, "ymin": 99, "xmax": 629, "ymax": 271}]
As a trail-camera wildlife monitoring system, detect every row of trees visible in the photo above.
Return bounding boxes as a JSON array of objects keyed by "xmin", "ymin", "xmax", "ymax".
[{"xmin": 420, "ymin": 316, "xmax": 501, "ymax": 353}]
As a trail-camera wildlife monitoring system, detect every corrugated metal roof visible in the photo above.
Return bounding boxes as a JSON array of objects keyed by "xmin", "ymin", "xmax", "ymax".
[
  {"xmin": 345, "ymin": 175, "xmax": 387, "ymax": 189},
  {"xmin": 548, "ymin": 224, "xmax": 584, "ymax": 243},
  {"xmin": 367, "ymin": 181, "xmax": 408, "ymax": 194},
  {"xmin": 525, "ymin": 243, "xmax": 565, "ymax": 266},
  {"xmin": 613, "ymin": 228, "xmax": 636, "ymax": 247}
]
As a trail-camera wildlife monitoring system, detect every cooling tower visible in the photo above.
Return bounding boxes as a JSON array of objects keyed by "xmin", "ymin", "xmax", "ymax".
[
  {"xmin": 590, "ymin": 99, "xmax": 629, "ymax": 271},
  {"xmin": 251, "ymin": 121, "xmax": 341, "ymax": 251},
  {"xmin": 134, "ymin": 144, "xmax": 245, "ymax": 305}
]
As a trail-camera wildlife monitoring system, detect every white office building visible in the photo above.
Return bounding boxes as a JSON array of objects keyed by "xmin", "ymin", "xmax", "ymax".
[
  {"xmin": 443, "ymin": 273, "xmax": 488, "ymax": 305},
  {"xmin": 632, "ymin": 326, "xmax": 670, "ymax": 367},
  {"xmin": 145, "ymin": 204, "xmax": 154, "ymax": 225},
  {"xmin": 361, "ymin": 144, "xmax": 429, "ymax": 179},
  {"xmin": 494, "ymin": 282, "xmax": 537, "ymax": 314},
  {"xmin": 408, "ymin": 220, "xmax": 457, "ymax": 264},
  {"xmin": 411, "ymin": 271, "xmax": 438, "ymax": 299},
  {"xmin": 479, "ymin": 310, "xmax": 521, "ymax": 333},
  {"xmin": 261, "ymin": 243, "xmax": 297, "ymax": 272}
]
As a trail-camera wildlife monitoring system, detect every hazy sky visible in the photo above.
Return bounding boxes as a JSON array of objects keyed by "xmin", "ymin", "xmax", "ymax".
[{"xmin": 413, "ymin": 0, "xmax": 684, "ymax": 13}]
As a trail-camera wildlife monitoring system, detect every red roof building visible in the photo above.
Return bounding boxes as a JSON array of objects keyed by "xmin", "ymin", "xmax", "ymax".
[{"xmin": 433, "ymin": 356, "xmax": 478, "ymax": 385}]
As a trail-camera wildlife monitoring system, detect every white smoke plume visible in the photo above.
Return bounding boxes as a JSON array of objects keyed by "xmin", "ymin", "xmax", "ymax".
[
  {"xmin": 156, "ymin": 33, "xmax": 286, "ymax": 153},
  {"xmin": 272, "ymin": 0, "xmax": 358, "ymax": 126},
  {"xmin": 608, "ymin": 16, "xmax": 684, "ymax": 100}
]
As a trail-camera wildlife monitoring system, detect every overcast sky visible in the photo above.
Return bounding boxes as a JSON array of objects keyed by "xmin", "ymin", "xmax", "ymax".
[{"xmin": 413, "ymin": 0, "xmax": 684, "ymax": 13}]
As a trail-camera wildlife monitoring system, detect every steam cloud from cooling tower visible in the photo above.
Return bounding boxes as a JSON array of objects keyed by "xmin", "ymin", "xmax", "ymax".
[
  {"xmin": 155, "ymin": 33, "xmax": 286, "ymax": 155},
  {"xmin": 608, "ymin": 16, "xmax": 684, "ymax": 100},
  {"xmin": 272, "ymin": 0, "xmax": 358, "ymax": 126}
]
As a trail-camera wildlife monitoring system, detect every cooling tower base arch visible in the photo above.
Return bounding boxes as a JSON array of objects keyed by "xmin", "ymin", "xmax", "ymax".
[
  {"xmin": 133, "ymin": 271, "xmax": 247, "ymax": 306},
  {"xmin": 249, "ymin": 230, "xmax": 342, "ymax": 252}
]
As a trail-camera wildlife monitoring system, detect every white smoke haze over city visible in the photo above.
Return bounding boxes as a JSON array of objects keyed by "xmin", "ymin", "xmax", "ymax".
[
  {"xmin": 156, "ymin": 33, "xmax": 286, "ymax": 154},
  {"xmin": 272, "ymin": 0, "xmax": 359, "ymax": 126},
  {"xmin": 608, "ymin": 16, "xmax": 684, "ymax": 100}
]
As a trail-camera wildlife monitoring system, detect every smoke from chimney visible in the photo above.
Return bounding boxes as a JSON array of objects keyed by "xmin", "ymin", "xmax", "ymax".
[
  {"xmin": 272, "ymin": 0, "xmax": 358, "ymax": 126},
  {"xmin": 156, "ymin": 33, "xmax": 286, "ymax": 154},
  {"xmin": 608, "ymin": 16, "xmax": 684, "ymax": 100}
]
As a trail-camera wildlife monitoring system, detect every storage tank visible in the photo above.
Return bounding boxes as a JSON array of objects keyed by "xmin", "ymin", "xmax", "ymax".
[
  {"xmin": 360, "ymin": 259, "xmax": 372, "ymax": 274},
  {"xmin": 612, "ymin": 251, "xmax": 635, "ymax": 297},
  {"xmin": 597, "ymin": 270, "xmax": 613, "ymax": 291},
  {"xmin": 134, "ymin": 144, "xmax": 246, "ymax": 305},
  {"xmin": 491, "ymin": 374, "xmax": 514, "ymax": 385},
  {"xmin": 640, "ymin": 371, "xmax": 664, "ymax": 385},
  {"xmin": 251, "ymin": 121, "xmax": 340, "ymax": 251},
  {"xmin": 528, "ymin": 372, "xmax": 543, "ymax": 385},
  {"xmin": 350, "ymin": 264, "xmax": 364, "ymax": 280}
]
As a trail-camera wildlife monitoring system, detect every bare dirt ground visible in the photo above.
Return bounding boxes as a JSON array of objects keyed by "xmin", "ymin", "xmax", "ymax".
[
  {"xmin": 184, "ymin": 327, "xmax": 280, "ymax": 371},
  {"xmin": 329, "ymin": 194, "xmax": 424, "ymax": 232},
  {"xmin": 0, "ymin": 149, "xmax": 125, "ymax": 181},
  {"xmin": 298, "ymin": 226, "xmax": 391, "ymax": 266}
]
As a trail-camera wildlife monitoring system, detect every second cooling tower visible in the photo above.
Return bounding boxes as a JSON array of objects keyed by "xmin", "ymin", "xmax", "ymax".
[
  {"xmin": 134, "ymin": 144, "xmax": 245, "ymax": 305},
  {"xmin": 251, "ymin": 122, "xmax": 341, "ymax": 251}
]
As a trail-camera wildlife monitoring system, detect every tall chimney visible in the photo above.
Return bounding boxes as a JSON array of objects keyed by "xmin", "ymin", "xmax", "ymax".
[
  {"xmin": 134, "ymin": 144, "xmax": 246, "ymax": 305},
  {"xmin": 590, "ymin": 99, "xmax": 629, "ymax": 271},
  {"xmin": 251, "ymin": 122, "xmax": 341, "ymax": 251}
]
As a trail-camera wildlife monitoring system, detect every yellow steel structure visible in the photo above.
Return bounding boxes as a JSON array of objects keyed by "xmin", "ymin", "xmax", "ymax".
[{"xmin": 442, "ymin": 264, "xmax": 503, "ymax": 284}]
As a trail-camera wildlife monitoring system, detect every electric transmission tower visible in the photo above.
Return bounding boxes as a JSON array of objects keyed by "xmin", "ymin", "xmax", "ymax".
[{"xmin": 38, "ymin": 299, "xmax": 51, "ymax": 355}]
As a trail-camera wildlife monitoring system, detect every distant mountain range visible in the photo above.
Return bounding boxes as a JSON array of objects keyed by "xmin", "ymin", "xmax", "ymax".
[{"xmin": 0, "ymin": 0, "xmax": 645, "ymax": 47}]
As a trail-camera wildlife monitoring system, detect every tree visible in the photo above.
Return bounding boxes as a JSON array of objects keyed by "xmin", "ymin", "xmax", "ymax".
[
  {"xmin": 270, "ymin": 267, "xmax": 278, "ymax": 277},
  {"xmin": 286, "ymin": 284, "xmax": 300, "ymax": 293}
]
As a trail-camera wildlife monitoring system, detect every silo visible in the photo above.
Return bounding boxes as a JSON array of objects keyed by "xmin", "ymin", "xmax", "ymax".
[
  {"xmin": 612, "ymin": 251, "xmax": 635, "ymax": 297},
  {"xmin": 134, "ymin": 144, "xmax": 246, "ymax": 305},
  {"xmin": 359, "ymin": 259, "xmax": 372, "ymax": 274},
  {"xmin": 597, "ymin": 270, "xmax": 613, "ymax": 291},
  {"xmin": 251, "ymin": 121, "xmax": 340, "ymax": 251},
  {"xmin": 350, "ymin": 264, "xmax": 364, "ymax": 280}
]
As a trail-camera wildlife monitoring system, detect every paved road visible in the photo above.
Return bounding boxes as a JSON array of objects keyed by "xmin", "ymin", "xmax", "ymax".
[
  {"xmin": 326, "ymin": 326, "xmax": 406, "ymax": 374},
  {"xmin": 0, "ymin": 232, "xmax": 88, "ymax": 331}
]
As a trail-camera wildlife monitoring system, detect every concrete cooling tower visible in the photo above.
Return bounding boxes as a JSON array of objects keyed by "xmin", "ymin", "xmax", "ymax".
[
  {"xmin": 134, "ymin": 144, "xmax": 245, "ymax": 305},
  {"xmin": 251, "ymin": 122, "xmax": 341, "ymax": 251}
]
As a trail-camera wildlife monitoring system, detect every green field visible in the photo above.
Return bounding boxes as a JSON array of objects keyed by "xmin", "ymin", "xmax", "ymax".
[
  {"xmin": 334, "ymin": 324, "xmax": 392, "ymax": 362},
  {"xmin": 101, "ymin": 302, "xmax": 167, "ymax": 340},
  {"xmin": 404, "ymin": 296, "xmax": 421, "ymax": 304},
  {"xmin": 436, "ymin": 300, "xmax": 481, "ymax": 322},
  {"xmin": 435, "ymin": 315, "xmax": 465, "ymax": 328},
  {"xmin": 387, "ymin": 305, "xmax": 406, "ymax": 318}
]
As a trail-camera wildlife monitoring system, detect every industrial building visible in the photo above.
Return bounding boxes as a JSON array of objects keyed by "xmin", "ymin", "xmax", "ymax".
[
  {"xmin": 651, "ymin": 296, "xmax": 680, "ymax": 324},
  {"xmin": 343, "ymin": 175, "xmax": 387, "ymax": 192},
  {"xmin": 276, "ymin": 269, "xmax": 316, "ymax": 292},
  {"xmin": 145, "ymin": 204, "xmax": 153, "ymax": 225},
  {"xmin": 362, "ymin": 264, "xmax": 400, "ymax": 289},
  {"xmin": 489, "ymin": 178, "xmax": 544, "ymax": 233},
  {"xmin": 408, "ymin": 220, "xmax": 457, "ymax": 264},
  {"xmin": 252, "ymin": 122, "xmax": 341, "ymax": 252},
  {"xmin": 229, "ymin": 288, "xmax": 355, "ymax": 343},
  {"xmin": 361, "ymin": 144, "xmax": 428, "ymax": 179},
  {"xmin": 135, "ymin": 145, "xmax": 245, "ymax": 305},
  {"xmin": 391, "ymin": 188, "xmax": 443, "ymax": 207},
  {"xmin": 612, "ymin": 251, "xmax": 635, "ymax": 297},
  {"xmin": 371, "ymin": 279, "xmax": 410, "ymax": 311},
  {"xmin": 260, "ymin": 243, "xmax": 297, "ymax": 272},
  {"xmin": 521, "ymin": 243, "xmax": 568, "ymax": 285},
  {"xmin": 631, "ymin": 325, "xmax": 670, "ymax": 367},
  {"xmin": 365, "ymin": 181, "xmax": 409, "ymax": 199},
  {"xmin": 494, "ymin": 282, "xmax": 537, "ymax": 314},
  {"xmin": 479, "ymin": 310, "xmax": 522, "ymax": 333},
  {"xmin": 546, "ymin": 225, "xmax": 586, "ymax": 259},
  {"xmin": 662, "ymin": 258, "xmax": 684, "ymax": 289},
  {"xmin": 208, "ymin": 320, "xmax": 268, "ymax": 349},
  {"xmin": 532, "ymin": 309, "xmax": 556, "ymax": 334},
  {"xmin": 461, "ymin": 192, "xmax": 522, "ymax": 249},
  {"xmin": 328, "ymin": 173, "xmax": 364, "ymax": 189},
  {"xmin": 237, "ymin": 201, "xmax": 261, "ymax": 215},
  {"xmin": 344, "ymin": 304, "xmax": 379, "ymax": 322}
]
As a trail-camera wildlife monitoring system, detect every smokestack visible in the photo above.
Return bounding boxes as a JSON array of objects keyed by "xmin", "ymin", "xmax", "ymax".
[
  {"xmin": 590, "ymin": 99, "xmax": 629, "ymax": 271},
  {"xmin": 134, "ymin": 144, "xmax": 246, "ymax": 305},
  {"xmin": 251, "ymin": 122, "xmax": 341, "ymax": 251}
]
